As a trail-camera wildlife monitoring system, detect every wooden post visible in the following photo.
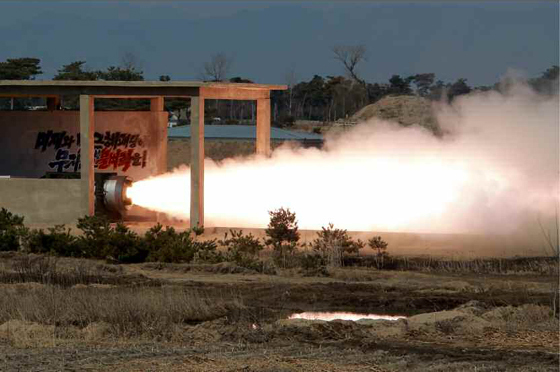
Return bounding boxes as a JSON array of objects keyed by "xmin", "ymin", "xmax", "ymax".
[
  {"xmin": 190, "ymin": 96, "xmax": 204, "ymax": 229},
  {"xmin": 79, "ymin": 95, "xmax": 95, "ymax": 216},
  {"xmin": 256, "ymin": 98, "xmax": 271, "ymax": 156}
]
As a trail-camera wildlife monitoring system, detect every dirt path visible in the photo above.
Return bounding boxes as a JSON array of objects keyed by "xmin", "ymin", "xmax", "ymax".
[{"xmin": 1, "ymin": 337, "xmax": 557, "ymax": 372}]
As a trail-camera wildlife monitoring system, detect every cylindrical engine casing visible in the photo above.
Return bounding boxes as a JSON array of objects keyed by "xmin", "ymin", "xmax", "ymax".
[{"xmin": 102, "ymin": 175, "xmax": 133, "ymax": 213}]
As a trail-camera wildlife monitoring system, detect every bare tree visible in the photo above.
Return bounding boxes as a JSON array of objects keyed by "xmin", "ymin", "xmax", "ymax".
[
  {"xmin": 332, "ymin": 45, "xmax": 366, "ymax": 84},
  {"xmin": 284, "ymin": 65, "xmax": 298, "ymax": 116},
  {"xmin": 332, "ymin": 45, "xmax": 369, "ymax": 103},
  {"xmin": 121, "ymin": 52, "xmax": 143, "ymax": 71},
  {"xmin": 202, "ymin": 53, "xmax": 233, "ymax": 82}
]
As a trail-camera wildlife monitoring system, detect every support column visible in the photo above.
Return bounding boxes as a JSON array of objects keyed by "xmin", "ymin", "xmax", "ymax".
[
  {"xmin": 190, "ymin": 96, "xmax": 204, "ymax": 229},
  {"xmin": 150, "ymin": 97, "xmax": 167, "ymax": 174},
  {"xmin": 150, "ymin": 96, "xmax": 164, "ymax": 112},
  {"xmin": 256, "ymin": 98, "xmax": 271, "ymax": 156},
  {"xmin": 151, "ymin": 96, "xmax": 167, "ymax": 224},
  {"xmin": 79, "ymin": 95, "xmax": 95, "ymax": 217}
]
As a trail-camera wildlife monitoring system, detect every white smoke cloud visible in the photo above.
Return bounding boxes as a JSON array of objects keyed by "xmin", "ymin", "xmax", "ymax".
[{"xmin": 128, "ymin": 78, "xmax": 559, "ymax": 235}]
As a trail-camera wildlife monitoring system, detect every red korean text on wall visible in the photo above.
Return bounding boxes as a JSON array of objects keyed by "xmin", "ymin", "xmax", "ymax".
[{"xmin": 34, "ymin": 130, "xmax": 148, "ymax": 173}]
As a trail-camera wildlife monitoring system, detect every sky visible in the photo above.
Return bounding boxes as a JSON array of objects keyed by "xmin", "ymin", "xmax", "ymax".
[{"xmin": 0, "ymin": 1, "xmax": 558, "ymax": 86}]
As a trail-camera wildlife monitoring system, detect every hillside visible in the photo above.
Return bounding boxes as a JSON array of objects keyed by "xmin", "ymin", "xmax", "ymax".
[{"xmin": 351, "ymin": 95, "xmax": 440, "ymax": 134}]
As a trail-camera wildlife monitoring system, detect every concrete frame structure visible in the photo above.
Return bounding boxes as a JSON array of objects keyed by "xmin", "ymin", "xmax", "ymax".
[{"xmin": 0, "ymin": 80, "xmax": 286, "ymax": 227}]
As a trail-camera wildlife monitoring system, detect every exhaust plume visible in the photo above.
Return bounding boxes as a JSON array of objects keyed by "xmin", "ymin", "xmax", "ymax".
[{"xmin": 127, "ymin": 79, "xmax": 559, "ymax": 234}]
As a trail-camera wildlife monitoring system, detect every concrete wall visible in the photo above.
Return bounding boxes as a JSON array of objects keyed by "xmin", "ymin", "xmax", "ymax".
[
  {"xmin": 0, "ymin": 111, "xmax": 167, "ymax": 181},
  {"xmin": 0, "ymin": 179, "xmax": 83, "ymax": 224},
  {"xmin": 0, "ymin": 110, "xmax": 167, "ymax": 224}
]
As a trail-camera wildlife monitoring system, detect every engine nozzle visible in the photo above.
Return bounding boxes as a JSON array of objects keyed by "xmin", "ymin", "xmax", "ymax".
[{"xmin": 102, "ymin": 175, "xmax": 133, "ymax": 213}]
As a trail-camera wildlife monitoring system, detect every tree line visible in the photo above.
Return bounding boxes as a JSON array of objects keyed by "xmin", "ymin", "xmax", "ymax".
[{"xmin": 0, "ymin": 48, "xmax": 558, "ymax": 126}]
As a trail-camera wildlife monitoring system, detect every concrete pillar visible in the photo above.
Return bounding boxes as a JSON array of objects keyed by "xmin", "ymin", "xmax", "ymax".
[
  {"xmin": 150, "ymin": 97, "xmax": 167, "ymax": 174},
  {"xmin": 150, "ymin": 96, "xmax": 164, "ymax": 112},
  {"xmin": 190, "ymin": 96, "xmax": 204, "ymax": 228},
  {"xmin": 79, "ymin": 95, "xmax": 95, "ymax": 216},
  {"xmin": 151, "ymin": 96, "xmax": 168, "ymax": 224},
  {"xmin": 256, "ymin": 98, "xmax": 271, "ymax": 156}
]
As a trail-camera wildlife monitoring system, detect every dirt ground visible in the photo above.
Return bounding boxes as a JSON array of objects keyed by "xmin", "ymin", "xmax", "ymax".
[{"xmin": 0, "ymin": 256, "xmax": 558, "ymax": 371}]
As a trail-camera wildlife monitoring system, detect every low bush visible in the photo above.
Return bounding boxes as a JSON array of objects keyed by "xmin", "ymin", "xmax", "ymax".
[
  {"xmin": 76, "ymin": 216, "xmax": 147, "ymax": 263},
  {"xmin": 312, "ymin": 223, "xmax": 364, "ymax": 267},
  {"xmin": 0, "ymin": 208, "xmax": 28, "ymax": 252},
  {"xmin": 145, "ymin": 224, "xmax": 219, "ymax": 264},
  {"xmin": 26, "ymin": 225, "xmax": 80, "ymax": 257},
  {"xmin": 297, "ymin": 252, "xmax": 328, "ymax": 276},
  {"xmin": 219, "ymin": 229, "xmax": 264, "ymax": 271}
]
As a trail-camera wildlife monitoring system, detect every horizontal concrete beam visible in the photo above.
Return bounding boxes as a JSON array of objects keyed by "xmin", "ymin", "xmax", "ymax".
[
  {"xmin": 93, "ymin": 95, "xmax": 165, "ymax": 99},
  {"xmin": 0, "ymin": 80, "xmax": 286, "ymax": 90},
  {"xmin": 200, "ymin": 86, "xmax": 270, "ymax": 100},
  {"xmin": 0, "ymin": 94, "xmax": 59, "ymax": 98},
  {"xmin": 0, "ymin": 85, "xmax": 199, "ymax": 97}
]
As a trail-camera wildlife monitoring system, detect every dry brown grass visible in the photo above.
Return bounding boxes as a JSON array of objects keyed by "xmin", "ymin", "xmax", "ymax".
[
  {"xmin": 0, "ymin": 253, "xmax": 158, "ymax": 287},
  {"xmin": 353, "ymin": 255, "xmax": 559, "ymax": 275},
  {"xmin": 0, "ymin": 285, "xmax": 244, "ymax": 343},
  {"xmin": 328, "ymin": 268, "xmax": 379, "ymax": 282}
]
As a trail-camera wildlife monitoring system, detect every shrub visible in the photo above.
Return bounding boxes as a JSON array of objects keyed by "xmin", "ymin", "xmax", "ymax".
[
  {"xmin": 145, "ymin": 224, "xmax": 218, "ymax": 264},
  {"xmin": 76, "ymin": 215, "xmax": 147, "ymax": 262},
  {"xmin": 108, "ymin": 223, "xmax": 148, "ymax": 263},
  {"xmin": 192, "ymin": 241, "xmax": 223, "ymax": 264},
  {"xmin": 265, "ymin": 208, "xmax": 300, "ymax": 268},
  {"xmin": 26, "ymin": 225, "xmax": 80, "ymax": 257},
  {"xmin": 368, "ymin": 235, "xmax": 389, "ymax": 269},
  {"xmin": 76, "ymin": 215, "xmax": 115, "ymax": 258},
  {"xmin": 312, "ymin": 223, "xmax": 364, "ymax": 267},
  {"xmin": 0, "ymin": 208, "xmax": 28, "ymax": 252},
  {"xmin": 297, "ymin": 252, "xmax": 328, "ymax": 276},
  {"xmin": 219, "ymin": 229, "xmax": 264, "ymax": 270}
]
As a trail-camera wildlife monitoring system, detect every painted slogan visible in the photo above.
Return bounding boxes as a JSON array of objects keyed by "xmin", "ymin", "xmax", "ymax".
[{"xmin": 34, "ymin": 130, "xmax": 148, "ymax": 173}]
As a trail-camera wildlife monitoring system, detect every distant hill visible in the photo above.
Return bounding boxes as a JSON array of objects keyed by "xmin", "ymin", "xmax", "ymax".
[{"xmin": 351, "ymin": 95, "xmax": 440, "ymax": 135}]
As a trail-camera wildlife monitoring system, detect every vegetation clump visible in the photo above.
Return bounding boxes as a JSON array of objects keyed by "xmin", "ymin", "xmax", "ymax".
[
  {"xmin": 145, "ymin": 224, "xmax": 219, "ymax": 264},
  {"xmin": 312, "ymin": 223, "xmax": 364, "ymax": 267},
  {"xmin": 76, "ymin": 216, "xmax": 147, "ymax": 263},
  {"xmin": 26, "ymin": 225, "xmax": 78, "ymax": 257},
  {"xmin": 0, "ymin": 208, "xmax": 28, "ymax": 252},
  {"xmin": 219, "ymin": 229, "xmax": 265, "ymax": 271},
  {"xmin": 265, "ymin": 208, "xmax": 300, "ymax": 268},
  {"xmin": 368, "ymin": 235, "xmax": 389, "ymax": 269}
]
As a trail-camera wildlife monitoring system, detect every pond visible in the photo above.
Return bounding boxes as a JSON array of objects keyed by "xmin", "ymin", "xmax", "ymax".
[{"xmin": 288, "ymin": 312, "xmax": 406, "ymax": 321}]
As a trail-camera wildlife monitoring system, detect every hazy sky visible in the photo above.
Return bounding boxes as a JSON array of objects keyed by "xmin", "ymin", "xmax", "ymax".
[{"xmin": 0, "ymin": 1, "xmax": 558, "ymax": 86}]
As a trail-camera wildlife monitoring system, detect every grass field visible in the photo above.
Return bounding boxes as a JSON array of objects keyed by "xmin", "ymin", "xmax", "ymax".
[{"xmin": 0, "ymin": 251, "xmax": 557, "ymax": 372}]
